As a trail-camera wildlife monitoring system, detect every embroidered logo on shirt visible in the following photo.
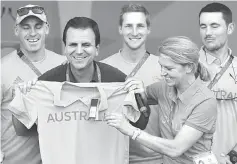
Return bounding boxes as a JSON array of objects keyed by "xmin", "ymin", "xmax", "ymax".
[
  {"xmin": 12, "ymin": 77, "xmax": 24, "ymax": 97},
  {"xmin": 229, "ymin": 73, "xmax": 237, "ymax": 84},
  {"xmin": 13, "ymin": 76, "xmax": 24, "ymax": 85}
]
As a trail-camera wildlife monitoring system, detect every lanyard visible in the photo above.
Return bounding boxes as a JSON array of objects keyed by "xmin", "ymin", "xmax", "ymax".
[
  {"xmin": 125, "ymin": 51, "xmax": 150, "ymax": 118},
  {"xmin": 66, "ymin": 62, "xmax": 101, "ymax": 82},
  {"xmin": 208, "ymin": 55, "xmax": 234, "ymax": 90},
  {"xmin": 16, "ymin": 49, "xmax": 42, "ymax": 76},
  {"xmin": 125, "ymin": 51, "xmax": 150, "ymax": 80}
]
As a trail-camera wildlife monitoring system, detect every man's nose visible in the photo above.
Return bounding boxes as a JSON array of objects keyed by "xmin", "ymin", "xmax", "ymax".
[
  {"xmin": 29, "ymin": 28, "xmax": 36, "ymax": 36},
  {"xmin": 132, "ymin": 27, "xmax": 138, "ymax": 36},
  {"xmin": 205, "ymin": 26, "xmax": 212, "ymax": 36},
  {"xmin": 76, "ymin": 45, "xmax": 83, "ymax": 54}
]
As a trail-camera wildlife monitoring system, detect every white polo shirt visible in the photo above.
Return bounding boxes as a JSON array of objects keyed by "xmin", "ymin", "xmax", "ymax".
[
  {"xmin": 199, "ymin": 47, "xmax": 237, "ymax": 162},
  {"xmin": 9, "ymin": 81, "xmax": 140, "ymax": 164}
]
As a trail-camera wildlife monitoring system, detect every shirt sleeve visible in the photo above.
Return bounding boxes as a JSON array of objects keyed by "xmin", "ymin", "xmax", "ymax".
[
  {"xmin": 130, "ymin": 82, "xmax": 162, "ymax": 129},
  {"xmin": 185, "ymin": 98, "xmax": 217, "ymax": 133},
  {"xmin": 146, "ymin": 82, "xmax": 161, "ymax": 105},
  {"xmin": 8, "ymin": 87, "xmax": 38, "ymax": 129}
]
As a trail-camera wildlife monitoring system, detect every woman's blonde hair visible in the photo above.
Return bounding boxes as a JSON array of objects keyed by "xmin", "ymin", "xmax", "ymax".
[{"xmin": 158, "ymin": 36, "xmax": 210, "ymax": 81}]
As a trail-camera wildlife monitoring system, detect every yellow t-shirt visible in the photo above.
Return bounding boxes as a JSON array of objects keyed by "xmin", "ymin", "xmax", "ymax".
[{"xmin": 1, "ymin": 49, "xmax": 66, "ymax": 164}]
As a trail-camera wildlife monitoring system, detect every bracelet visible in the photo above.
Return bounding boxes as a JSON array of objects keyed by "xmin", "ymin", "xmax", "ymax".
[{"xmin": 132, "ymin": 128, "xmax": 141, "ymax": 140}]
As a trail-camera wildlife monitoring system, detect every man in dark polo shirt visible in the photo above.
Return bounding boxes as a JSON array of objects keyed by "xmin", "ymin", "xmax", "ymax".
[
  {"xmin": 39, "ymin": 17, "xmax": 126, "ymax": 83},
  {"xmin": 13, "ymin": 17, "xmax": 149, "ymax": 136}
]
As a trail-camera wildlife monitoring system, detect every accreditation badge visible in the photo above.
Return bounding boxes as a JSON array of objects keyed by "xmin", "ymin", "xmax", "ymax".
[
  {"xmin": 88, "ymin": 99, "xmax": 99, "ymax": 121},
  {"xmin": 193, "ymin": 151, "xmax": 218, "ymax": 164}
]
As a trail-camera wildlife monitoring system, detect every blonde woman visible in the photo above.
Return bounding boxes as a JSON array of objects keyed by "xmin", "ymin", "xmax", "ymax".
[{"xmin": 105, "ymin": 36, "xmax": 217, "ymax": 164}]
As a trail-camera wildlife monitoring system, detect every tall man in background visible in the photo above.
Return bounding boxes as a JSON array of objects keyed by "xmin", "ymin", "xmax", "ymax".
[
  {"xmin": 198, "ymin": 2, "xmax": 237, "ymax": 164},
  {"xmin": 1, "ymin": 4, "xmax": 65, "ymax": 164},
  {"xmin": 102, "ymin": 3, "xmax": 163, "ymax": 164}
]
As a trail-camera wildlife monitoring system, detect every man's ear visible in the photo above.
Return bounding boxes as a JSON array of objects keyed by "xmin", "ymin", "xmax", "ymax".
[
  {"xmin": 227, "ymin": 22, "xmax": 235, "ymax": 35},
  {"xmin": 118, "ymin": 26, "xmax": 122, "ymax": 35},
  {"xmin": 45, "ymin": 22, "xmax": 50, "ymax": 35},
  {"xmin": 96, "ymin": 45, "xmax": 100, "ymax": 56},
  {"xmin": 14, "ymin": 24, "xmax": 19, "ymax": 36},
  {"xmin": 147, "ymin": 26, "xmax": 151, "ymax": 35}
]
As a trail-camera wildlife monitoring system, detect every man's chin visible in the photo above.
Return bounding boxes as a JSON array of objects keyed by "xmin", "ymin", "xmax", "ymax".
[
  {"xmin": 26, "ymin": 45, "xmax": 41, "ymax": 52},
  {"xmin": 71, "ymin": 63, "xmax": 87, "ymax": 71},
  {"xmin": 26, "ymin": 48, "xmax": 40, "ymax": 53},
  {"xmin": 204, "ymin": 45, "xmax": 217, "ymax": 52},
  {"xmin": 128, "ymin": 44, "xmax": 143, "ymax": 51}
]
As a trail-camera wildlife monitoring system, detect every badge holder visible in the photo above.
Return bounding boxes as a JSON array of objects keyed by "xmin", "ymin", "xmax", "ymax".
[
  {"xmin": 88, "ymin": 99, "xmax": 99, "ymax": 121},
  {"xmin": 193, "ymin": 151, "xmax": 218, "ymax": 164}
]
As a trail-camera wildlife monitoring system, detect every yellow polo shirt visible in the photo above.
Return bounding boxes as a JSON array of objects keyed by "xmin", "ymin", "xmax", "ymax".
[
  {"xmin": 199, "ymin": 47, "xmax": 237, "ymax": 162},
  {"xmin": 146, "ymin": 77, "xmax": 217, "ymax": 164},
  {"xmin": 102, "ymin": 50, "xmax": 163, "ymax": 164}
]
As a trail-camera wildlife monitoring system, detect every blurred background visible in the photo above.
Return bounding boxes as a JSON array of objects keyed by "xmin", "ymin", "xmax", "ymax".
[{"xmin": 1, "ymin": 1, "xmax": 237, "ymax": 60}]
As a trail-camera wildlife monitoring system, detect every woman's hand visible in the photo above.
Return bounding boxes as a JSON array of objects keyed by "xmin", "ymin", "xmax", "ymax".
[
  {"xmin": 220, "ymin": 153, "xmax": 233, "ymax": 164},
  {"xmin": 124, "ymin": 78, "xmax": 145, "ymax": 93},
  {"xmin": 105, "ymin": 112, "xmax": 136, "ymax": 137},
  {"xmin": 124, "ymin": 78, "xmax": 148, "ymax": 102}
]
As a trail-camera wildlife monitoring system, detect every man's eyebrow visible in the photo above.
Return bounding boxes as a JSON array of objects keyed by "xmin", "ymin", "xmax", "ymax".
[
  {"xmin": 20, "ymin": 24, "xmax": 29, "ymax": 27},
  {"xmin": 69, "ymin": 42, "xmax": 77, "ymax": 45},
  {"xmin": 36, "ymin": 23, "xmax": 43, "ymax": 26},
  {"xmin": 210, "ymin": 23, "xmax": 220, "ymax": 26},
  {"xmin": 124, "ymin": 23, "xmax": 132, "ymax": 25}
]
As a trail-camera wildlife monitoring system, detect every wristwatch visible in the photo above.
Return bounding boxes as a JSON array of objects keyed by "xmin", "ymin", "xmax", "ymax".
[{"xmin": 132, "ymin": 128, "xmax": 141, "ymax": 140}]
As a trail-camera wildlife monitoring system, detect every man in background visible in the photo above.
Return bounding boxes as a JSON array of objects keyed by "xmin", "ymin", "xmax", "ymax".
[
  {"xmin": 1, "ymin": 4, "xmax": 65, "ymax": 164},
  {"xmin": 199, "ymin": 2, "xmax": 237, "ymax": 164},
  {"xmin": 102, "ymin": 3, "xmax": 163, "ymax": 164}
]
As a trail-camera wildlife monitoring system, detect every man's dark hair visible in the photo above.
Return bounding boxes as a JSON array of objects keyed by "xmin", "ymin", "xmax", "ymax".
[
  {"xmin": 63, "ymin": 17, "xmax": 100, "ymax": 46},
  {"xmin": 199, "ymin": 2, "xmax": 232, "ymax": 25}
]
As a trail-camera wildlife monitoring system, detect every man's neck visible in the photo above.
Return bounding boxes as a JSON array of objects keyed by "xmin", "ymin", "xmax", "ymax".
[
  {"xmin": 70, "ymin": 63, "xmax": 95, "ymax": 83},
  {"xmin": 20, "ymin": 46, "xmax": 46, "ymax": 62},
  {"xmin": 120, "ymin": 44, "xmax": 147, "ymax": 63},
  {"xmin": 205, "ymin": 44, "xmax": 230, "ymax": 64}
]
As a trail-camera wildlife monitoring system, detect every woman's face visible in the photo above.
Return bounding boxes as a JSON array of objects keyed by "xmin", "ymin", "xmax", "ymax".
[{"xmin": 158, "ymin": 53, "xmax": 188, "ymax": 88}]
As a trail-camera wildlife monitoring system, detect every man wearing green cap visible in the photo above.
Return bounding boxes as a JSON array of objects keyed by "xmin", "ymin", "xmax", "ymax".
[{"xmin": 1, "ymin": 4, "xmax": 65, "ymax": 164}]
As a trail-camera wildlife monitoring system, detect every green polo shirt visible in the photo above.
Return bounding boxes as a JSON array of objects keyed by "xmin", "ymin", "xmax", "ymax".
[
  {"xmin": 146, "ymin": 77, "xmax": 217, "ymax": 164},
  {"xmin": 199, "ymin": 47, "xmax": 237, "ymax": 162}
]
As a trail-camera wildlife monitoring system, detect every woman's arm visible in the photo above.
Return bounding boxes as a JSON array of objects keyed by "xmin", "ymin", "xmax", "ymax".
[
  {"xmin": 106, "ymin": 95, "xmax": 217, "ymax": 158},
  {"xmin": 105, "ymin": 113, "xmax": 203, "ymax": 158},
  {"xmin": 134, "ymin": 125, "xmax": 203, "ymax": 157}
]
